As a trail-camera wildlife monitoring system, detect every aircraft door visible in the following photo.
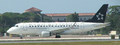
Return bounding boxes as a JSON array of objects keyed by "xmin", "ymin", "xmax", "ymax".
[
  {"xmin": 80, "ymin": 22, "xmax": 84, "ymax": 30},
  {"xmin": 23, "ymin": 24, "xmax": 27, "ymax": 31}
]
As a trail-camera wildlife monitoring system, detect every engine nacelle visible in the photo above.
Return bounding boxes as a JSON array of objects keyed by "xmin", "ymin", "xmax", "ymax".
[{"xmin": 41, "ymin": 31, "xmax": 53, "ymax": 37}]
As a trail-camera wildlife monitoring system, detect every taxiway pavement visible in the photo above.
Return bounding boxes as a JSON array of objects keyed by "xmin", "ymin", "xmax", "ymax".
[
  {"xmin": 0, "ymin": 35, "xmax": 119, "ymax": 43},
  {"xmin": 0, "ymin": 39, "xmax": 120, "ymax": 43}
]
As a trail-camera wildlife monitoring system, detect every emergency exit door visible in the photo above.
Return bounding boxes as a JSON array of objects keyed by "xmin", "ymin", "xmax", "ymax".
[
  {"xmin": 23, "ymin": 24, "xmax": 27, "ymax": 31},
  {"xmin": 80, "ymin": 22, "xmax": 84, "ymax": 30}
]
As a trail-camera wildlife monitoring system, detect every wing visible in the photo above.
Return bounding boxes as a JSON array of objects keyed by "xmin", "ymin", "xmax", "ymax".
[
  {"xmin": 50, "ymin": 28, "xmax": 69, "ymax": 34},
  {"xmin": 49, "ymin": 22, "xmax": 76, "ymax": 34}
]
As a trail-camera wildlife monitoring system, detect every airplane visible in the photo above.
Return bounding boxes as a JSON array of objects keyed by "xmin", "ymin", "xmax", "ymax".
[{"xmin": 7, "ymin": 4, "xmax": 109, "ymax": 38}]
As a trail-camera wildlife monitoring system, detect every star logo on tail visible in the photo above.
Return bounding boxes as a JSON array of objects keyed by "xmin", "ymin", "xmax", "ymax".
[{"xmin": 96, "ymin": 13, "xmax": 104, "ymax": 20}]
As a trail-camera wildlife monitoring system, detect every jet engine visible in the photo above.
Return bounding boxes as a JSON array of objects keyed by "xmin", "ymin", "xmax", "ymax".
[{"xmin": 41, "ymin": 31, "xmax": 53, "ymax": 37}]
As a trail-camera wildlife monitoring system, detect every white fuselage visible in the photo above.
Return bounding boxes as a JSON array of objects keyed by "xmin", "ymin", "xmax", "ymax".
[{"xmin": 7, "ymin": 22, "xmax": 108, "ymax": 35}]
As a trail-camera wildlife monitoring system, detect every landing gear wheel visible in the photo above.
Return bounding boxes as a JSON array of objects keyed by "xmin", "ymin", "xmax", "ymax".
[
  {"xmin": 19, "ymin": 34, "xmax": 23, "ymax": 39},
  {"xmin": 55, "ymin": 34, "xmax": 61, "ymax": 38},
  {"xmin": 20, "ymin": 36, "xmax": 23, "ymax": 39}
]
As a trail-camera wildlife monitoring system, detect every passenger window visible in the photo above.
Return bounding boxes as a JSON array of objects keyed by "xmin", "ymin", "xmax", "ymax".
[
  {"xmin": 75, "ymin": 25, "xmax": 76, "ymax": 27},
  {"xmin": 29, "ymin": 26, "xmax": 31, "ymax": 27},
  {"xmin": 40, "ymin": 25, "xmax": 42, "ymax": 27},
  {"xmin": 77, "ymin": 25, "xmax": 79, "ymax": 27},
  {"xmin": 69, "ymin": 25, "xmax": 70, "ymax": 27}
]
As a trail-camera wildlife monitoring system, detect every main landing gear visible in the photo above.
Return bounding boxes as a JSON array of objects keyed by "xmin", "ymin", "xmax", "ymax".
[
  {"xmin": 55, "ymin": 34, "xmax": 61, "ymax": 38},
  {"xmin": 19, "ymin": 34, "xmax": 23, "ymax": 39}
]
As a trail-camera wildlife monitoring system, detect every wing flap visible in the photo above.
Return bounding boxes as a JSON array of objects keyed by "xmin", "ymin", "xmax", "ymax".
[
  {"xmin": 50, "ymin": 22, "xmax": 76, "ymax": 34},
  {"xmin": 50, "ymin": 28, "xmax": 69, "ymax": 34}
]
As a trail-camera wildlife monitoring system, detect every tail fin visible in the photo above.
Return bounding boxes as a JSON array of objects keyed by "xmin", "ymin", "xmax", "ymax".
[{"xmin": 85, "ymin": 4, "xmax": 108, "ymax": 23}]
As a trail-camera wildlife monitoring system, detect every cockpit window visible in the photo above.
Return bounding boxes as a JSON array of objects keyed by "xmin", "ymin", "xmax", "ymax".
[
  {"xmin": 15, "ymin": 25, "xmax": 18, "ymax": 27},
  {"xmin": 13, "ymin": 25, "xmax": 18, "ymax": 27}
]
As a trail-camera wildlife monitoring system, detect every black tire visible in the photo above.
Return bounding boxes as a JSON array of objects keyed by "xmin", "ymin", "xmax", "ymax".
[
  {"xmin": 20, "ymin": 36, "xmax": 23, "ymax": 39},
  {"xmin": 55, "ymin": 35, "xmax": 61, "ymax": 38}
]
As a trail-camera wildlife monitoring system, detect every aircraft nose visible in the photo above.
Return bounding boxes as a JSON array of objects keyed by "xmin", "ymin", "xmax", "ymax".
[
  {"xmin": 7, "ymin": 29, "xmax": 12, "ymax": 33},
  {"xmin": 7, "ymin": 28, "xmax": 14, "ymax": 33}
]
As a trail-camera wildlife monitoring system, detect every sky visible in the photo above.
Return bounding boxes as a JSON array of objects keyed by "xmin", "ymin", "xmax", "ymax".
[{"xmin": 0, "ymin": 0, "xmax": 120, "ymax": 14}]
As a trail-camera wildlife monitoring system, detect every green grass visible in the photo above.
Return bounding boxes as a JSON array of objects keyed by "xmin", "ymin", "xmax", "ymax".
[{"xmin": 1, "ymin": 41, "xmax": 120, "ymax": 45}]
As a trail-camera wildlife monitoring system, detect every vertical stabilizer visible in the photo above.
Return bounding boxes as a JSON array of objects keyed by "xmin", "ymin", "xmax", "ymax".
[{"xmin": 85, "ymin": 4, "xmax": 108, "ymax": 23}]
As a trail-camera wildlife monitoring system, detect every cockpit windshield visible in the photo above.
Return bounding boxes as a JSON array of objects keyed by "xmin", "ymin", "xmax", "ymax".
[
  {"xmin": 16, "ymin": 25, "xmax": 18, "ymax": 27},
  {"xmin": 13, "ymin": 25, "xmax": 19, "ymax": 27}
]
